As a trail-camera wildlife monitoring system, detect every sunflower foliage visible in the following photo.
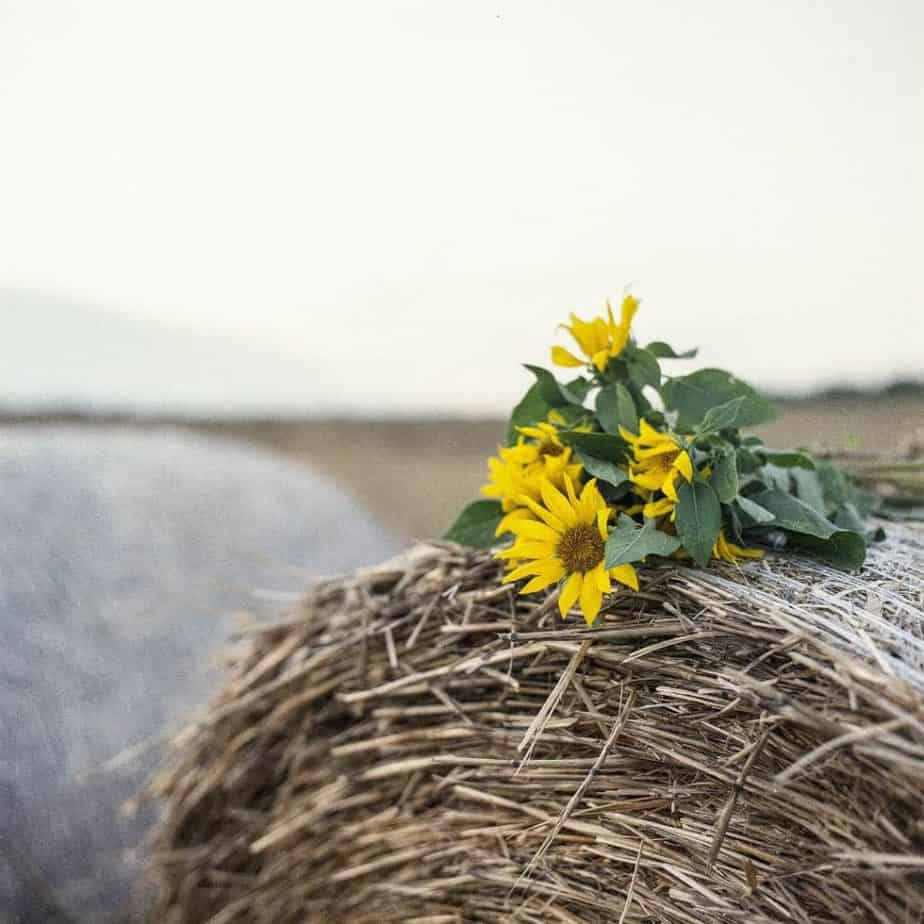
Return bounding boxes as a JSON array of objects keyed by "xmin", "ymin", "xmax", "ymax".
[{"xmin": 444, "ymin": 295, "xmax": 875, "ymax": 625}]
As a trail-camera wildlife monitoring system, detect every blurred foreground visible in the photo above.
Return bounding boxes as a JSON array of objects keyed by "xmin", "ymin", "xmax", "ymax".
[{"xmin": 8, "ymin": 391, "xmax": 920, "ymax": 544}]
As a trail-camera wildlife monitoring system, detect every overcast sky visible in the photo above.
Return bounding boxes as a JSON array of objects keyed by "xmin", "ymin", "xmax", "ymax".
[{"xmin": 1, "ymin": 1, "xmax": 921, "ymax": 414}]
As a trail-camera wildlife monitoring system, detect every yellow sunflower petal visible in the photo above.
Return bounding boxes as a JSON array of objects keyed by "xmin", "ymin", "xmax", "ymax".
[
  {"xmin": 594, "ymin": 562, "xmax": 612, "ymax": 593},
  {"xmin": 540, "ymin": 479, "xmax": 577, "ymax": 528},
  {"xmin": 591, "ymin": 348, "xmax": 610, "ymax": 373},
  {"xmin": 551, "ymin": 345, "xmax": 585, "ymax": 368},
  {"xmin": 638, "ymin": 419, "xmax": 663, "ymax": 443},
  {"xmin": 723, "ymin": 536, "xmax": 764, "ymax": 560},
  {"xmin": 735, "ymin": 545, "xmax": 764, "ymax": 559},
  {"xmin": 577, "ymin": 478, "xmax": 605, "ymax": 524},
  {"xmin": 509, "ymin": 519, "xmax": 560, "ymax": 543},
  {"xmin": 643, "ymin": 497, "xmax": 674, "ymax": 518},
  {"xmin": 502, "ymin": 558, "xmax": 557, "ymax": 583},
  {"xmin": 610, "ymin": 563, "xmax": 639, "ymax": 591},
  {"xmin": 563, "ymin": 471, "xmax": 580, "ymax": 508},
  {"xmin": 596, "ymin": 507, "xmax": 610, "ymax": 540},
  {"xmin": 618, "ymin": 424, "xmax": 640, "ymax": 444},
  {"xmin": 564, "ymin": 461, "xmax": 583, "ymax": 483},
  {"xmin": 579, "ymin": 573, "xmax": 603, "ymax": 625},
  {"xmin": 635, "ymin": 442, "xmax": 679, "ymax": 459},
  {"xmin": 620, "ymin": 294, "xmax": 639, "ymax": 328},
  {"xmin": 496, "ymin": 507, "xmax": 534, "ymax": 536},
  {"xmin": 520, "ymin": 562, "xmax": 566, "ymax": 594},
  {"xmin": 609, "ymin": 325, "xmax": 631, "ymax": 358},
  {"xmin": 631, "ymin": 470, "xmax": 666, "ymax": 492},
  {"xmin": 674, "ymin": 450, "xmax": 693, "ymax": 482},
  {"xmin": 567, "ymin": 317, "xmax": 596, "ymax": 357},
  {"xmin": 663, "ymin": 471, "xmax": 680, "ymax": 501},
  {"xmin": 558, "ymin": 571, "xmax": 583, "ymax": 618},
  {"xmin": 497, "ymin": 541, "xmax": 557, "ymax": 561},
  {"xmin": 517, "ymin": 495, "xmax": 566, "ymax": 533}
]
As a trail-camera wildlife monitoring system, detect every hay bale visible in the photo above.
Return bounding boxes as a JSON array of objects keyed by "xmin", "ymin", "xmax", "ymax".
[
  {"xmin": 0, "ymin": 426, "xmax": 397, "ymax": 922},
  {"xmin": 148, "ymin": 523, "xmax": 924, "ymax": 923}
]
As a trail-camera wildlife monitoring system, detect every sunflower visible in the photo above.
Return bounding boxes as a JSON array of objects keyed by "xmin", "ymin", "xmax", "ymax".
[
  {"xmin": 481, "ymin": 412, "xmax": 583, "ymax": 531},
  {"xmin": 497, "ymin": 474, "xmax": 638, "ymax": 625},
  {"xmin": 713, "ymin": 530, "xmax": 764, "ymax": 563},
  {"xmin": 504, "ymin": 411, "xmax": 577, "ymax": 469},
  {"xmin": 619, "ymin": 419, "xmax": 693, "ymax": 516},
  {"xmin": 551, "ymin": 295, "xmax": 639, "ymax": 373}
]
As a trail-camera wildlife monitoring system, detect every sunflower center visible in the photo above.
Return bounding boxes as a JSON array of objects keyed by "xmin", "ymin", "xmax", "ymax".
[
  {"xmin": 557, "ymin": 524, "xmax": 605, "ymax": 574},
  {"xmin": 538, "ymin": 441, "xmax": 564, "ymax": 458},
  {"xmin": 653, "ymin": 450, "xmax": 678, "ymax": 473}
]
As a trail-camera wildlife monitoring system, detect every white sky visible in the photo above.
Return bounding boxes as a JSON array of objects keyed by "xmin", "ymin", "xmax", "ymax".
[{"xmin": 1, "ymin": 0, "xmax": 921, "ymax": 414}]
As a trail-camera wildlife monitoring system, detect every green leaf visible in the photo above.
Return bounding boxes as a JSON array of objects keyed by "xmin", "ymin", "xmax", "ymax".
[
  {"xmin": 605, "ymin": 514, "xmax": 683, "ymax": 567},
  {"xmin": 615, "ymin": 385, "xmax": 639, "ymax": 433},
  {"xmin": 563, "ymin": 376, "xmax": 593, "ymax": 402},
  {"xmin": 626, "ymin": 348, "xmax": 662, "ymax": 390},
  {"xmin": 788, "ymin": 530, "xmax": 867, "ymax": 570},
  {"xmin": 675, "ymin": 481, "xmax": 722, "ymax": 567},
  {"xmin": 443, "ymin": 500, "xmax": 505, "ymax": 548},
  {"xmin": 725, "ymin": 503, "xmax": 745, "ymax": 544},
  {"xmin": 575, "ymin": 451, "xmax": 628, "ymax": 489},
  {"xmin": 833, "ymin": 502, "xmax": 866, "ymax": 534},
  {"xmin": 760, "ymin": 463, "xmax": 792, "ymax": 493},
  {"xmin": 596, "ymin": 384, "xmax": 637, "ymax": 435},
  {"xmin": 525, "ymin": 365, "xmax": 587, "ymax": 407},
  {"xmin": 595, "ymin": 386, "xmax": 619, "ymax": 433},
  {"xmin": 758, "ymin": 449, "xmax": 816, "ymax": 470},
  {"xmin": 749, "ymin": 489, "xmax": 866, "ymax": 569},
  {"xmin": 662, "ymin": 368, "xmax": 777, "ymax": 431},
  {"xmin": 815, "ymin": 460, "xmax": 851, "ymax": 509},
  {"xmin": 735, "ymin": 495, "xmax": 775, "ymax": 525},
  {"xmin": 697, "ymin": 396, "xmax": 748, "ymax": 433},
  {"xmin": 645, "ymin": 341, "xmax": 698, "ymax": 360},
  {"xmin": 749, "ymin": 490, "xmax": 842, "ymax": 540},
  {"xmin": 557, "ymin": 430, "xmax": 626, "ymax": 462},
  {"xmin": 791, "ymin": 469, "xmax": 825, "ymax": 515},
  {"xmin": 506, "ymin": 382, "xmax": 551, "ymax": 445},
  {"xmin": 711, "ymin": 450, "xmax": 739, "ymax": 503}
]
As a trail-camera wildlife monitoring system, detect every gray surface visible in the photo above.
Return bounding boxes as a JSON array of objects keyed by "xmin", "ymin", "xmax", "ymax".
[{"xmin": 0, "ymin": 426, "xmax": 397, "ymax": 922}]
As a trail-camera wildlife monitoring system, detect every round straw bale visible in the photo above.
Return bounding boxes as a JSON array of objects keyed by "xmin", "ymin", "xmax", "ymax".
[
  {"xmin": 148, "ymin": 524, "xmax": 924, "ymax": 923},
  {"xmin": 0, "ymin": 426, "xmax": 397, "ymax": 922}
]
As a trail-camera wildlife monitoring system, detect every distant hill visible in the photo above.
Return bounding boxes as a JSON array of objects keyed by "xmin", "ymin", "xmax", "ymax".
[
  {"xmin": 769, "ymin": 380, "xmax": 924, "ymax": 403},
  {"xmin": 3, "ymin": 287, "xmax": 920, "ymax": 418},
  {"xmin": 0, "ymin": 288, "xmax": 330, "ymax": 416}
]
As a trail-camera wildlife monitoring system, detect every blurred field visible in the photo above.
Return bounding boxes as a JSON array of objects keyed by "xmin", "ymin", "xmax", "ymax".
[
  {"xmin": 5, "ymin": 393, "xmax": 921, "ymax": 544},
  {"xmin": 192, "ymin": 393, "xmax": 924, "ymax": 542}
]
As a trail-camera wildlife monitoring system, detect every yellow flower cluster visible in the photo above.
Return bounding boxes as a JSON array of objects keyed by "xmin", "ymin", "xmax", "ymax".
[
  {"xmin": 621, "ymin": 419, "xmax": 763, "ymax": 566},
  {"xmin": 481, "ymin": 411, "xmax": 583, "ymax": 529},
  {"xmin": 478, "ymin": 297, "xmax": 763, "ymax": 627},
  {"xmin": 620, "ymin": 419, "xmax": 693, "ymax": 519},
  {"xmin": 551, "ymin": 295, "xmax": 639, "ymax": 372},
  {"xmin": 498, "ymin": 475, "xmax": 638, "ymax": 625}
]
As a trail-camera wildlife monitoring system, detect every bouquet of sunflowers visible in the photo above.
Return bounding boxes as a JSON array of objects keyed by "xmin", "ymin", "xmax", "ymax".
[{"xmin": 445, "ymin": 295, "xmax": 876, "ymax": 625}]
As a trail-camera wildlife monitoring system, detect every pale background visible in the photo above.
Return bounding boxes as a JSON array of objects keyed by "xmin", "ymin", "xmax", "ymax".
[
  {"xmin": 1, "ymin": 1, "xmax": 921, "ymax": 539},
  {"xmin": 1, "ymin": 0, "xmax": 921, "ymax": 415}
]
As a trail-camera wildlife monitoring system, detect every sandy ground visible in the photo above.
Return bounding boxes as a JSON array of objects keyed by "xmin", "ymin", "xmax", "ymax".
[
  {"xmin": 185, "ymin": 394, "xmax": 924, "ymax": 543},
  {"xmin": 5, "ymin": 394, "xmax": 920, "ymax": 544}
]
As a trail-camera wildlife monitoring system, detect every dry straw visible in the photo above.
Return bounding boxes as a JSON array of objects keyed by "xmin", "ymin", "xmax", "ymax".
[{"xmin": 147, "ymin": 521, "xmax": 924, "ymax": 923}]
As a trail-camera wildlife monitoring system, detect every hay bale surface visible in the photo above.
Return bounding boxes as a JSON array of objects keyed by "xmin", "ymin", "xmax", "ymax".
[{"xmin": 149, "ymin": 524, "xmax": 924, "ymax": 923}]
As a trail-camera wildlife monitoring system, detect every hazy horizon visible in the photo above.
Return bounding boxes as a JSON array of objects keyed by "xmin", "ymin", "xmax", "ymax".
[{"xmin": 2, "ymin": 285, "xmax": 921, "ymax": 418}]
